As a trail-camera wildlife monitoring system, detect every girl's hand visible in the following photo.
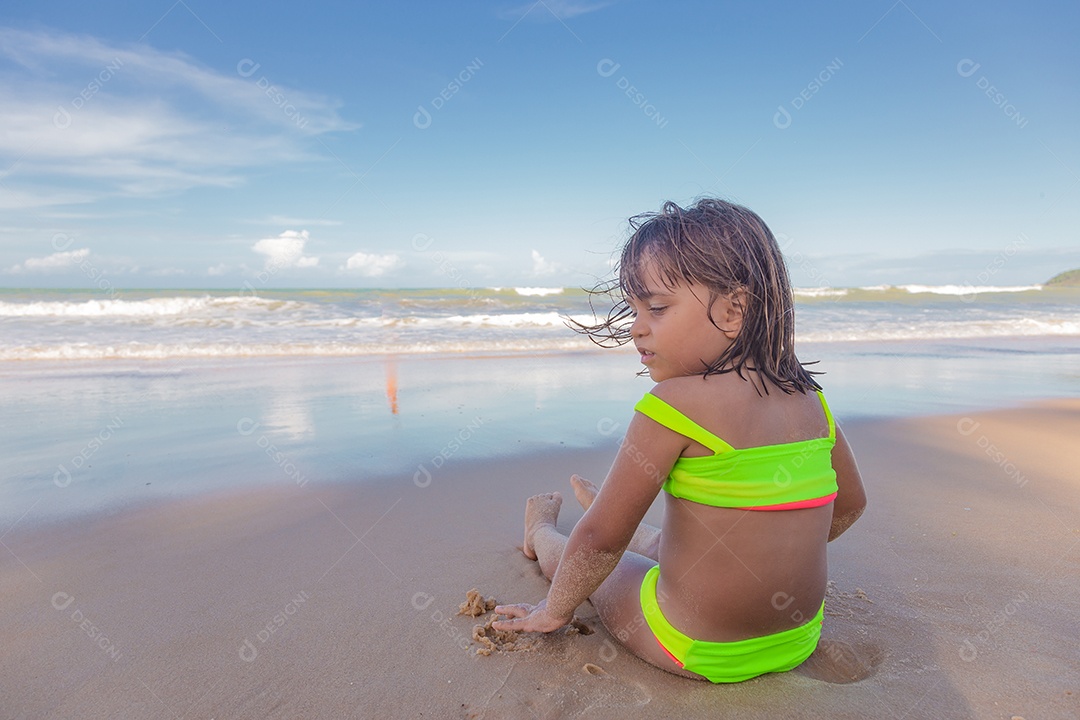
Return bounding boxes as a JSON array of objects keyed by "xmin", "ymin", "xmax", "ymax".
[{"xmin": 491, "ymin": 599, "xmax": 572, "ymax": 633}]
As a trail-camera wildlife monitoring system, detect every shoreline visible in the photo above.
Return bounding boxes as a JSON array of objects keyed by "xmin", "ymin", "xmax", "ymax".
[
  {"xmin": 2, "ymin": 399, "xmax": 1078, "ymax": 717},
  {"xmin": 6, "ymin": 383, "xmax": 1078, "ymax": 531}
]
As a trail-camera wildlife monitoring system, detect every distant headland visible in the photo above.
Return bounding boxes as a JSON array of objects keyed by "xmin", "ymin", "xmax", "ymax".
[{"xmin": 1045, "ymin": 269, "xmax": 1080, "ymax": 287}]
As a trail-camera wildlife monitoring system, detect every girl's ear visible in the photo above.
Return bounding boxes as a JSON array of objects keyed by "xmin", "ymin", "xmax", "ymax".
[{"xmin": 715, "ymin": 289, "xmax": 746, "ymax": 339}]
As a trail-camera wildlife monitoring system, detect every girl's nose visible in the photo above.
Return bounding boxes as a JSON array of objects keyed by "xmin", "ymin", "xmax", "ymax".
[{"xmin": 630, "ymin": 314, "xmax": 647, "ymax": 338}]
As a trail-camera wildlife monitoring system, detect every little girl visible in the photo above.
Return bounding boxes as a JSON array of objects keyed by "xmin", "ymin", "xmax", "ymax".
[{"xmin": 492, "ymin": 198, "xmax": 867, "ymax": 683}]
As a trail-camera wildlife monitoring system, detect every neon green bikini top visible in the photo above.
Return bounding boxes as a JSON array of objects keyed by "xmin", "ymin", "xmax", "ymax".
[{"xmin": 634, "ymin": 391, "xmax": 839, "ymax": 511}]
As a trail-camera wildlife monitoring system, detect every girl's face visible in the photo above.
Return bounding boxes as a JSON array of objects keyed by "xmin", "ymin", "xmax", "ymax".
[{"xmin": 626, "ymin": 261, "xmax": 741, "ymax": 382}]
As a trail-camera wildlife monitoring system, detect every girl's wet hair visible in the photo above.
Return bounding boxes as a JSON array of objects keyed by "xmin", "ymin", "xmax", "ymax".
[{"xmin": 571, "ymin": 197, "xmax": 821, "ymax": 394}]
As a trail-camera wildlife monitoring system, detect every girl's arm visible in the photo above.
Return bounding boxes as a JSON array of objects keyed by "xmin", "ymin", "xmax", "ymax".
[
  {"xmin": 829, "ymin": 424, "xmax": 867, "ymax": 541},
  {"xmin": 496, "ymin": 407, "xmax": 687, "ymax": 630}
]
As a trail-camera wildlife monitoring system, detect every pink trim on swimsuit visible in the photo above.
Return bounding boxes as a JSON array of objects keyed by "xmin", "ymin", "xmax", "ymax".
[
  {"xmin": 655, "ymin": 637, "xmax": 685, "ymax": 667},
  {"xmin": 740, "ymin": 492, "xmax": 837, "ymax": 512}
]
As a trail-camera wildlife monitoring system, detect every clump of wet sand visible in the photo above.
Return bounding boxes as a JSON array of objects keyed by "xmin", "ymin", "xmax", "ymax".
[
  {"xmin": 458, "ymin": 588, "xmax": 496, "ymax": 617},
  {"xmin": 459, "ymin": 589, "xmax": 594, "ymax": 656}
]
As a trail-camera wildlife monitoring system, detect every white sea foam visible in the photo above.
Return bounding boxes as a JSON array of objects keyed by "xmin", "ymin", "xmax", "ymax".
[
  {"xmin": 513, "ymin": 287, "xmax": 565, "ymax": 296},
  {"xmin": 1, "ymin": 288, "xmax": 1075, "ymax": 363},
  {"xmin": 0, "ymin": 296, "xmax": 298, "ymax": 317},
  {"xmin": 796, "ymin": 284, "xmax": 1045, "ymax": 298},
  {"xmin": 800, "ymin": 317, "xmax": 1080, "ymax": 343},
  {"xmin": 793, "ymin": 287, "xmax": 849, "ymax": 298},
  {"xmin": 437, "ymin": 312, "xmax": 568, "ymax": 328},
  {"xmin": 396, "ymin": 312, "xmax": 599, "ymax": 329},
  {"xmin": 897, "ymin": 284, "xmax": 1043, "ymax": 296},
  {"xmin": 6, "ymin": 313, "xmax": 1076, "ymax": 361},
  {"xmin": 0, "ymin": 338, "xmax": 598, "ymax": 361}
]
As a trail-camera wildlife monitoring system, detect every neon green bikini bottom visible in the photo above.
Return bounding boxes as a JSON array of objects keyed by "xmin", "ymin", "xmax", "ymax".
[{"xmin": 639, "ymin": 565, "xmax": 823, "ymax": 683}]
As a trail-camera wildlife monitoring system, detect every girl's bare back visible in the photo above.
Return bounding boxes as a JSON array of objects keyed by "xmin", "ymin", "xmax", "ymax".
[{"xmin": 648, "ymin": 372, "xmax": 834, "ymax": 642}]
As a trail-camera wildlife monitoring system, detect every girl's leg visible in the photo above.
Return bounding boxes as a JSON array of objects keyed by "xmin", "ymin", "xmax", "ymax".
[
  {"xmin": 523, "ymin": 492, "xmax": 703, "ymax": 681},
  {"xmin": 571, "ymin": 475, "xmax": 661, "ymax": 561}
]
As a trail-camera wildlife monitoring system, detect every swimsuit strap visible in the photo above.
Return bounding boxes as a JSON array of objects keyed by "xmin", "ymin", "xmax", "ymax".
[
  {"xmin": 636, "ymin": 391, "xmax": 835, "ymax": 452},
  {"xmin": 815, "ymin": 390, "xmax": 835, "ymax": 440},
  {"xmin": 634, "ymin": 393, "xmax": 735, "ymax": 454}
]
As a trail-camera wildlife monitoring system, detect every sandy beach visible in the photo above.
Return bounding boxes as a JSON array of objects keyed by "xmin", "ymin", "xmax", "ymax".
[
  {"xmin": 2, "ymin": 387, "xmax": 1077, "ymax": 718},
  {"xmin": 4, "ymin": 1, "xmax": 1080, "ymax": 715}
]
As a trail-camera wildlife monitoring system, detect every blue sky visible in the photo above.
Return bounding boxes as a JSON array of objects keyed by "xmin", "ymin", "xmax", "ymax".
[{"xmin": 1, "ymin": 0, "xmax": 1077, "ymax": 289}]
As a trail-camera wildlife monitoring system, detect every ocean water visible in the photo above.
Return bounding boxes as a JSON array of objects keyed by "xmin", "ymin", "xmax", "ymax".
[
  {"xmin": 2, "ymin": 283, "xmax": 1079, "ymax": 525},
  {"xmin": 0, "ymin": 284, "xmax": 1077, "ymax": 360}
]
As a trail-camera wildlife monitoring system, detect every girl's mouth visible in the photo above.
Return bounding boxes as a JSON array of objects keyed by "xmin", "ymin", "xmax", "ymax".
[{"xmin": 638, "ymin": 349, "xmax": 654, "ymax": 363}]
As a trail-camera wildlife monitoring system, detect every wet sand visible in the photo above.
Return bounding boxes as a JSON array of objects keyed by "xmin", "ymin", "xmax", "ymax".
[{"xmin": 1, "ymin": 399, "xmax": 1078, "ymax": 718}]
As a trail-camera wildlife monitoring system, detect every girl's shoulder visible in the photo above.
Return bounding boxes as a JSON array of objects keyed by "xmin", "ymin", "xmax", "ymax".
[
  {"xmin": 647, "ymin": 374, "xmax": 826, "ymax": 448},
  {"xmin": 647, "ymin": 373, "xmax": 744, "ymax": 412}
]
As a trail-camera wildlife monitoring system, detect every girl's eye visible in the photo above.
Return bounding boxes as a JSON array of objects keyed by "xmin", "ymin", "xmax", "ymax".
[{"xmin": 649, "ymin": 306, "xmax": 666, "ymax": 314}]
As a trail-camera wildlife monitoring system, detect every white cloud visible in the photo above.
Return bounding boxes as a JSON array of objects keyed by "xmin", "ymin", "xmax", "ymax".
[
  {"xmin": 207, "ymin": 263, "xmax": 230, "ymax": 276},
  {"xmin": 7, "ymin": 248, "xmax": 90, "ymax": 273},
  {"xmin": 500, "ymin": 1, "xmax": 618, "ymax": 21},
  {"xmin": 344, "ymin": 251, "xmax": 403, "ymax": 277},
  {"xmin": 0, "ymin": 27, "xmax": 358, "ymax": 202},
  {"xmin": 0, "ymin": 187, "xmax": 98, "ymax": 210},
  {"xmin": 531, "ymin": 249, "xmax": 558, "ymax": 275},
  {"xmin": 252, "ymin": 230, "xmax": 319, "ymax": 269}
]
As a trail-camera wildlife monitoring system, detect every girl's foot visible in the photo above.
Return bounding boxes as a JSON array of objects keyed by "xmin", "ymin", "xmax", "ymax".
[
  {"xmin": 570, "ymin": 474, "xmax": 599, "ymax": 510},
  {"xmin": 523, "ymin": 492, "xmax": 562, "ymax": 560}
]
